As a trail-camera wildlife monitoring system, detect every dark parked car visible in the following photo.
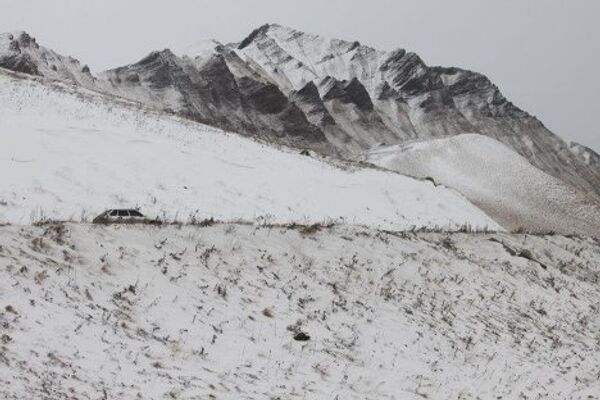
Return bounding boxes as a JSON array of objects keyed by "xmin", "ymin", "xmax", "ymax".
[{"xmin": 92, "ymin": 209, "xmax": 155, "ymax": 224}]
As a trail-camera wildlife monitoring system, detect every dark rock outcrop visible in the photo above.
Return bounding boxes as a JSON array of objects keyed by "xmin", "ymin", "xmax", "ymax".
[{"xmin": 102, "ymin": 46, "xmax": 329, "ymax": 149}]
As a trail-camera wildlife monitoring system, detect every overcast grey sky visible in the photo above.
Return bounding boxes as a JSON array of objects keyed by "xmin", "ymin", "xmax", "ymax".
[{"xmin": 2, "ymin": 0, "xmax": 599, "ymax": 151}]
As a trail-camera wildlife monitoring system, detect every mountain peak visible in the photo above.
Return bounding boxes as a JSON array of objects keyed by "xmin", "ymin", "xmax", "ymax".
[
  {"xmin": 140, "ymin": 48, "xmax": 178, "ymax": 63},
  {"xmin": 238, "ymin": 23, "xmax": 280, "ymax": 49},
  {"xmin": 0, "ymin": 31, "xmax": 38, "ymax": 55},
  {"xmin": 1, "ymin": 30, "xmax": 37, "ymax": 45},
  {"xmin": 175, "ymin": 39, "xmax": 224, "ymax": 59},
  {"xmin": 0, "ymin": 30, "xmax": 97, "ymax": 84}
]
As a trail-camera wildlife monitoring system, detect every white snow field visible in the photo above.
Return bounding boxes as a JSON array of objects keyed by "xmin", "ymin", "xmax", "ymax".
[
  {"xmin": 1, "ymin": 223, "xmax": 599, "ymax": 399},
  {"xmin": 0, "ymin": 70, "xmax": 499, "ymax": 231},
  {"xmin": 368, "ymin": 134, "xmax": 600, "ymax": 236}
]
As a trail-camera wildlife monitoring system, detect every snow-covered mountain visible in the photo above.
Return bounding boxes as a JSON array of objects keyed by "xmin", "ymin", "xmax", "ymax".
[
  {"xmin": 369, "ymin": 134, "xmax": 600, "ymax": 236},
  {"xmin": 2, "ymin": 25, "xmax": 600, "ymax": 400},
  {"xmin": 232, "ymin": 24, "xmax": 600, "ymax": 199},
  {"xmin": 2, "ymin": 25, "xmax": 600, "ymax": 234},
  {"xmin": 0, "ymin": 31, "xmax": 95, "ymax": 85},
  {"xmin": 0, "ymin": 68, "xmax": 498, "ymax": 230},
  {"xmin": 2, "ymin": 25, "xmax": 599, "ymax": 204}
]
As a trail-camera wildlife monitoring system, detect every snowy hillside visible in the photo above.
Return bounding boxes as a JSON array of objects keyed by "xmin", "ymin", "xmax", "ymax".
[
  {"xmin": 0, "ymin": 69, "xmax": 498, "ymax": 230},
  {"xmin": 1, "ymin": 222, "xmax": 599, "ymax": 399},
  {"xmin": 368, "ymin": 134, "xmax": 600, "ymax": 236}
]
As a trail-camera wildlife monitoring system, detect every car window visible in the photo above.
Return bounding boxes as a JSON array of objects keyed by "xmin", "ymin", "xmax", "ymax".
[
  {"xmin": 109, "ymin": 210, "xmax": 119, "ymax": 217},
  {"xmin": 130, "ymin": 210, "xmax": 144, "ymax": 217},
  {"xmin": 117, "ymin": 210, "xmax": 129, "ymax": 217}
]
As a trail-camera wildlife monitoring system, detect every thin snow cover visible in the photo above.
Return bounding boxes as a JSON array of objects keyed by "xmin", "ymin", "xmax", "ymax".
[
  {"xmin": 0, "ymin": 70, "xmax": 498, "ymax": 230},
  {"xmin": 368, "ymin": 134, "xmax": 600, "ymax": 235},
  {"xmin": 1, "ymin": 223, "xmax": 599, "ymax": 399}
]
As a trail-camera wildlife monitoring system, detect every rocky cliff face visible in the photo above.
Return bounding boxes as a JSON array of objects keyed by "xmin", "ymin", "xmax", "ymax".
[
  {"xmin": 101, "ymin": 46, "xmax": 330, "ymax": 150},
  {"xmin": 1, "ymin": 25, "xmax": 599, "ymax": 200}
]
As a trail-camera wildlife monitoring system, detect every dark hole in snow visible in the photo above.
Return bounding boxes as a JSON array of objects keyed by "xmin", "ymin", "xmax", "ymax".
[{"xmin": 293, "ymin": 332, "xmax": 311, "ymax": 342}]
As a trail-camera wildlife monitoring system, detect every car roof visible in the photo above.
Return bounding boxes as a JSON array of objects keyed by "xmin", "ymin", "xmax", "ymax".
[{"xmin": 103, "ymin": 209, "xmax": 144, "ymax": 215}]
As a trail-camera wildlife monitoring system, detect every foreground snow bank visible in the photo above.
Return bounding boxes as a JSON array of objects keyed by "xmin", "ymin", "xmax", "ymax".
[
  {"xmin": 0, "ymin": 71, "xmax": 498, "ymax": 231},
  {"xmin": 1, "ymin": 223, "xmax": 599, "ymax": 399},
  {"xmin": 368, "ymin": 134, "xmax": 600, "ymax": 236}
]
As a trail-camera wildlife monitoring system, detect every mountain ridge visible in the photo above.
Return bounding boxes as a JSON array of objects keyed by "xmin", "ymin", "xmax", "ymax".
[
  {"xmin": 230, "ymin": 24, "xmax": 600, "ymax": 199},
  {"xmin": 1, "ymin": 25, "xmax": 600, "ymax": 208}
]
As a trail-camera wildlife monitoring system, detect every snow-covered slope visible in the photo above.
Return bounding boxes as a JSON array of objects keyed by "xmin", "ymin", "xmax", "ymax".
[
  {"xmin": 0, "ymin": 69, "xmax": 498, "ymax": 230},
  {"xmin": 1, "ymin": 223, "xmax": 599, "ymax": 399},
  {"xmin": 368, "ymin": 134, "xmax": 600, "ymax": 236}
]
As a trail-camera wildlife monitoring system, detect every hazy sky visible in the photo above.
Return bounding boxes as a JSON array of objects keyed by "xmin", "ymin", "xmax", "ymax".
[{"xmin": 2, "ymin": 0, "xmax": 599, "ymax": 151}]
